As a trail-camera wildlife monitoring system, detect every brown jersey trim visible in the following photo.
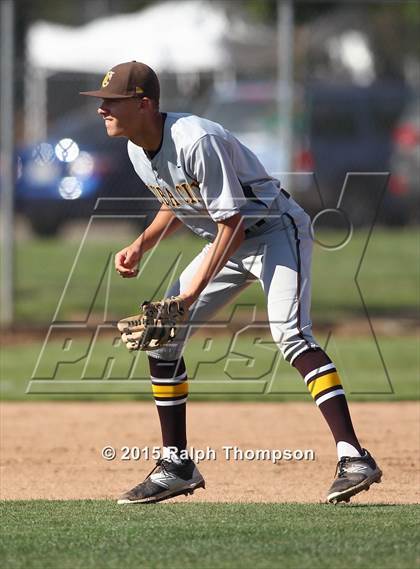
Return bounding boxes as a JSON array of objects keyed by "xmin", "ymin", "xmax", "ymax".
[
  {"xmin": 144, "ymin": 113, "xmax": 167, "ymax": 160},
  {"xmin": 283, "ymin": 213, "xmax": 311, "ymax": 358}
]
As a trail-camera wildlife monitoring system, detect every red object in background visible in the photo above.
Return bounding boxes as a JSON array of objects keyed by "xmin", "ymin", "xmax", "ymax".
[
  {"xmin": 294, "ymin": 148, "xmax": 315, "ymax": 171},
  {"xmin": 389, "ymin": 174, "xmax": 409, "ymax": 196},
  {"xmin": 393, "ymin": 124, "xmax": 419, "ymax": 148}
]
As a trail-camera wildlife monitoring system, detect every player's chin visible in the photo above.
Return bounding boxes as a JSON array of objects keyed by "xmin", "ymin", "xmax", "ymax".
[
  {"xmin": 105, "ymin": 129, "xmax": 123, "ymax": 138},
  {"xmin": 104, "ymin": 123, "xmax": 124, "ymax": 137}
]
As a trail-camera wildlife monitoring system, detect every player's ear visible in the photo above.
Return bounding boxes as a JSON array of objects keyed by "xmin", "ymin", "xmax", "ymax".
[
  {"xmin": 138, "ymin": 97, "xmax": 157, "ymax": 112},
  {"xmin": 134, "ymin": 97, "xmax": 147, "ymax": 113}
]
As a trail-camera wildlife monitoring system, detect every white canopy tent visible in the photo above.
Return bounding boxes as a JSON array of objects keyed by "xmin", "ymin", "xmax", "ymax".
[{"xmin": 26, "ymin": 0, "xmax": 233, "ymax": 75}]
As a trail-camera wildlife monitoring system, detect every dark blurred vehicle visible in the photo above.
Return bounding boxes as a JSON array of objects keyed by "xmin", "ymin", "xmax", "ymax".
[
  {"xmin": 305, "ymin": 82, "xmax": 410, "ymax": 224},
  {"xmin": 16, "ymin": 108, "xmax": 151, "ymax": 236},
  {"xmin": 388, "ymin": 97, "xmax": 420, "ymax": 224},
  {"xmin": 204, "ymin": 80, "xmax": 409, "ymax": 225}
]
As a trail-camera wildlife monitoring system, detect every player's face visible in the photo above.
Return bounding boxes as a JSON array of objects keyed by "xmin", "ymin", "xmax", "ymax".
[{"xmin": 97, "ymin": 98, "xmax": 141, "ymax": 138}]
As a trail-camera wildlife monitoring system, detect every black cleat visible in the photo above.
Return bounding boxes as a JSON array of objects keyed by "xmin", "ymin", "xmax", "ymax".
[
  {"xmin": 118, "ymin": 458, "xmax": 205, "ymax": 504},
  {"xmin": 326, "ymin": 449, "xmax": 382, "ymax": 504}
]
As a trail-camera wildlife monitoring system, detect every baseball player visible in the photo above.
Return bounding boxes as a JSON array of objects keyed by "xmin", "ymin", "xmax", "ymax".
[{"xmin": 81, "ymin": 61, "xmax": 382, "ymax": 505}]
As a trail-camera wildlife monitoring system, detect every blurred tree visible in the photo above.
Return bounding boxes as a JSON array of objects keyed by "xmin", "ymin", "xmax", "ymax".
[
  {"xmin": 368, "ymin": 1, "xmax": 420, "ymax": 69},
  {"xmin": 243, "ymin": 0, "xmax": 337, "ymax": 24},
  {"xmin": 243, "ymin": 0, "xmax": 419, "ymax": 82}
]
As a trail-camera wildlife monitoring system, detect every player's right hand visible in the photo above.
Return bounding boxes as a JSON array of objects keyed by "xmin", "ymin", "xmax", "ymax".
[{"xmin": 114, "ymin": 244, "xmax": 141, "ymax": 278}]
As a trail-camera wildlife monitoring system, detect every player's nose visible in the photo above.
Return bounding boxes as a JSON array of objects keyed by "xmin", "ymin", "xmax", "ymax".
[{"xmin": 97, "ymin": 103, "xmax": 109, "ymax": 117}]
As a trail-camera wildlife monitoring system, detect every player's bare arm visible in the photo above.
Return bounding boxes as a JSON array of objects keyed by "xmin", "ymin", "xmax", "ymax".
[
  {"xmin": 114, "ymin": 205, "xmax": 183, "ymax": 278},
  {"xmin": 178, "ymin": 212, "xmax": 245, "ymax": 308}
]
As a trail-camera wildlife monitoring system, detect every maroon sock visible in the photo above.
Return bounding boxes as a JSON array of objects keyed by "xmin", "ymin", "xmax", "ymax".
[
  {"xmin": 293, "ymin": 349, "xmax": 362, "ymax": 453},
  {"xmin": 148, "ymin": 356, "xmax": 188, "ymax": 452}
]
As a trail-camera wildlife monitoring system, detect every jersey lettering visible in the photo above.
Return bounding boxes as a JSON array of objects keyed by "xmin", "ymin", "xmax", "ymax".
[
  {"xmin": 165, "ymin": 187, "xmax": 181, "ymax": 207},
  {"xmin": 148, "ymin": 185, "xmax": 171, "ymax": 206},
  {"xmin": 147, "ymin": 182, "xmax": 200, "ymax": 208},
  {"xmin": 175, "ymin": 182, "xmax": 200, "ymax": 205}
]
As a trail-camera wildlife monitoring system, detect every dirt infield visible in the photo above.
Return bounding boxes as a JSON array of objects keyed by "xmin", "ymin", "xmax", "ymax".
[{"xmin": 1, "ymin": 402, "xmax": 419, "ymax": 504}]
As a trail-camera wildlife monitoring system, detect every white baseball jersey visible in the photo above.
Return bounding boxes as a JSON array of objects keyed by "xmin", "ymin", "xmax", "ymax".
[
  {"xmin": 126, "ymin": 112, "xmax": 318, "ymax": 366},
  {"xmin": 127, "ymin": 112, "xmax": 292, "ymax": 240}
]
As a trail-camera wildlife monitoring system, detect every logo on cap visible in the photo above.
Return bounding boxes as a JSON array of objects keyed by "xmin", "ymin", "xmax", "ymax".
[{"xmin": 102, "ymin": 71, "xmax": 115, "ymax": 88}]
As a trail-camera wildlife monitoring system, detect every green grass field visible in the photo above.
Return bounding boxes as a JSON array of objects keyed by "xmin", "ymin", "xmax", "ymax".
[
  {"xmin": 1, "ymin": 335, "xmax": 417, "ymax": 400},
  {"xmin": 2, "ymin": 228, "xmax": 418, "ymax": 569},
  {"xmin": 2, "ymin": 226, "xmax": 418, "ymax": 402},
  {"xmin": 13, "ymin": 227, "xmax": 419, "ymax": 323},
  {"xmin": 0, "ymin": 501, "xmax": 418, "ymax": 569}
]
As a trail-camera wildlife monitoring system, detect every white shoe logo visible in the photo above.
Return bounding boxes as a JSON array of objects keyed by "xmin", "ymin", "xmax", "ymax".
[
  {"xmin": 346, "ymin": 464, "xmax": 368, "ymax": 474},
  {"xmin": 150, "ymin": 471, "xmax": 176, "ymax": 488}
]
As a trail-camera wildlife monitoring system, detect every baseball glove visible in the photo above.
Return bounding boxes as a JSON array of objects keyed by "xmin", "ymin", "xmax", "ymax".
[{"xmin": 117, "ymin": 296, "xmax": 188, "ymax": 351}]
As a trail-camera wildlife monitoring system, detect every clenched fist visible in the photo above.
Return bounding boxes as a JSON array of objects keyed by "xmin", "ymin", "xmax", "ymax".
[{"xmin": 114, "ymin": 243, "xmax": 141, "ymax": 278}]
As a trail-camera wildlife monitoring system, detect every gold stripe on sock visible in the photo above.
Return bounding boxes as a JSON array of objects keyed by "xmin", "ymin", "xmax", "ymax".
[
  {"xmin": 308, "ymin": 372, "xmax": 341, "ymax": 399},
  {"xmin": 152, "ymin": 382, "xmax": 189, "ymax": 399}
]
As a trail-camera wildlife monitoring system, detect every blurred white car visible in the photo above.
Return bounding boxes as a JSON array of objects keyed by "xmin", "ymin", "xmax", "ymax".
[{"xmin": 204, "ymin": 82, "xmax": 288, "ymax": 176}]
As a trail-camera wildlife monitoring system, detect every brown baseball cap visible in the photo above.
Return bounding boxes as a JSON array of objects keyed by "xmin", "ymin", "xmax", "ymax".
[{"xmin": 80, "ymin": 61, "xmax": 160, "ymax": 101}]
